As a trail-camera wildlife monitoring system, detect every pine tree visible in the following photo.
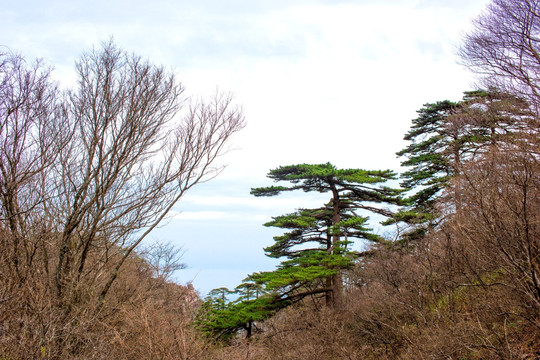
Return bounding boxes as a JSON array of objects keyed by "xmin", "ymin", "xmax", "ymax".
[
  {"xmin": 196, "ymin": 286, "xmax": 278, "ymax": 340},
  {"xmin": 197, "ymin": 163, "xmax": 404, "ymax": 340},
  {"xmin": 396, "ymin": 89, "xmax": 535, "ymax": 242},
  {"xmin": 249, "ymin": 163, "xmax": 403, "ymax": 308},
  {"xmin": 396, "ymin": 99, "xmax": 457, "ymax": 215}
]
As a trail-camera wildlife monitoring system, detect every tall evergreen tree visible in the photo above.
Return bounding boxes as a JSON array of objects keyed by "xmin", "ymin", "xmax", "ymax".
[
  {"xmin": 396, "ymin": 89, "xmax": 535, "ymax": 241},
  {"xmin": 197, "ymin": 163, "xmax": 404, "ymax": 340},
  {"xmin": 249, "ymin": 163, "xmax": 403, "ymax": 308},
  {"xmin": 396, "ymin": 99, "xmax": 457, "ymax": 215}
]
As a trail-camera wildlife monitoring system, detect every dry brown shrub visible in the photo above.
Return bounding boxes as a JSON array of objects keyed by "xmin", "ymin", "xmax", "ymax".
[
  {"xmin": 0, "ymin": 227, "xmax": 211, "ymax": 359},
  {"xmin": 255, "ymin": 306, "xmax": 365, "ymax": 360}
]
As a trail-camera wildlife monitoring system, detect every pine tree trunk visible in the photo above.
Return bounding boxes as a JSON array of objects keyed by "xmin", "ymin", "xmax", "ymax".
[{"xmin": 330, "ymin": 184, "xmax": 343, "ymax": 308}]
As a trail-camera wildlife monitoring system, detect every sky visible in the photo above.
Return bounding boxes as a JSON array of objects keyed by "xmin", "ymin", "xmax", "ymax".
[{"xmin": 2, "ymin": 0, "xmax": 490, "ymax": 296}]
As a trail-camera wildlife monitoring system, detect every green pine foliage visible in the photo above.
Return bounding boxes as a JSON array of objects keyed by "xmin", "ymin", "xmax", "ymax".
[
  {"xmin": 251, "ymin": 163, "xmax": 402, "ymax": 199},
  {"xmin": 197, "ymin": 163, "xmax": 405, "ymax": 340},
  {"xmin": 395, "ymin": 89, "xmax": 535, "ymax": 242},
  {"xmin": 396, "ymin": 100, "xmax": 457, "ymax": 213},
  {"xmin": 249, "ymin": 163, "xmax": 404, "ymax": 295},
  {"xmin": 196, "ymin": 287, "xmax": 284, "ymax": 341}
]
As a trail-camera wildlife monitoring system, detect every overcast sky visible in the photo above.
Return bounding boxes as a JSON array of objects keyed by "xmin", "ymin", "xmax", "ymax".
[{"xmin": 2, "ymin": 0, "xmax": 490, "ymax": 296}]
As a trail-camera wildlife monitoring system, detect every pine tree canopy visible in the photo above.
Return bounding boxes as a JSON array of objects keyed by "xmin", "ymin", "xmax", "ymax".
[
  {"xmin": 251, "ymin": 163, "xmax": 403, "ymax": 206},
  {"xmin": 395, "ymin": 89, "xmax": 536, "ymax": 240}
]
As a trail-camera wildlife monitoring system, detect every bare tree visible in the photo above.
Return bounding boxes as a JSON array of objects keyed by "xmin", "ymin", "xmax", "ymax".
[
  {"xmin": 50, "ymin": 41, "xmax": 244, "ymax": 306},
  {"xmin": 0, "ymin": 50, "xmax": 67, "ymax": 280},
  {"xmin": 139, "ymin": 240, "xmax": 187, "ymax": 281},
  {"xmin": 0, "ymin": 40, "xmax": 244, "ymax": 357},
  {"xmin": 460, "ymin": 0, "xmax": 540, "ymax": 110}
]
